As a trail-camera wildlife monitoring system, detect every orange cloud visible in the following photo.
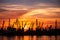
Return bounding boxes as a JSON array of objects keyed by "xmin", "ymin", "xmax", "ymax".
[{"xmin": 21, "ymin": 7, "xmax": 60, "ymax": 19}]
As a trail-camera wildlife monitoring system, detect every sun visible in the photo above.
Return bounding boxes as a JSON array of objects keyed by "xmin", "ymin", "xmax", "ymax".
[{"xmin": 24, "ymin": 26, "xmax": 29, "ymax": 30}]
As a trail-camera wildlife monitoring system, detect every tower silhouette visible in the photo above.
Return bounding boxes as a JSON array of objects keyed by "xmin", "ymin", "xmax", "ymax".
[
  {"xmin": 1, "ymin": 20, "xmax": 5, "ymax": 30},
  {"xmin": 36, "ymin": 19, "xmax": 38, "ymax": 28},
  {"xmin": 2, "ymin": 20, "xmax": 5, "ymax": 28},
  {"xmin": 8, "ymin": 18, "xmax": 10, "ymax": 27},
  {"xmin": 15, "ymin": 18, "xmax": 20, "ymax": 28},
  {"xmin": 31, "ymin": 22, "xmax": 34, "ymax": 28},
  {"xmin": 55, "ymin": 20, "xmax": 57, "ymax": 29}
]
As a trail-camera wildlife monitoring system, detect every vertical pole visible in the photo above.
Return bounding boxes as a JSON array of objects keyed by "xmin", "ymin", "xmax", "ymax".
[
  {"xmin": 16, "ymin": 18, "xmax": 19, "ymax": 28},
  {"xmin": 2, "ymin": 20, "xmax": 5, "ymax": 29},
  {"xmin": 55, "ymin": 20, "xmax": 57, "ymax": 29},
  {"xmin": 9, "ymin": 18, "xmax": 10, "ymax": 27},
  {"xmin": 36, "ymin": 19, "xmax": 38, "ymax": 28}
]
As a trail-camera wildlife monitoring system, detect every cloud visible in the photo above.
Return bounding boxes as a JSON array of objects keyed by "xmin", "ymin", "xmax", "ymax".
[
  {"xmin": 0, "ymin": 4, "xmax": 30, "ymax": 10},
  {"xmin": 50, "ymin": 12, "xmax": 60, "ymax": 18},
  {"xmin": 0, "ymin": 0, "xmax": 60, "ymax": 6},
  {"xmin": 0, "ymin": 8, "xmax": 7, "ymax": 12},
  {"xmin": 21, "ymin": 7, "xmax": 60, "ymax": 18},
  {"xmin": 0, "ymin": 0, "xmax": 60, "ymax": 19},
  {"xmin": 0, "ymin": 4, "xmax": 29, "ymax": 19},
  {"xmin": 0, "ymin": 1, "xmax": 60, "ymax": 11},
  {"xmin": 31, "ymin": 3, "xmax": 59, "ymax": 9},
  {"xmin": 0, "ymin": 10, "xmax": 28, "ymax": 19}
]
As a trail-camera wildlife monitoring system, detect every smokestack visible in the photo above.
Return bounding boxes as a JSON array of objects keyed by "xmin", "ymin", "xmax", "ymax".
[
  {"xmin": 2, "ymin": 20, "xmax": 5, "ymax": 28},
  {"xmin": 16, "ymin": 18, "xmax": 18, "ymax": 27},
  {"xmin": 9, "ymin": 18, "xmax": 10, "ymax": 26},
  {"xmin": 55, "ymin": 20, "xmax": 57, "ymax": 29},
  {"xmin": 15, "ymin": 18, "xmax": 20, "ymax": 28},
  {"xmin": 12, "ymin": 23, "xmax": 14, "ymax": 28},
  {"xmin": 36, "ymin": 19, "xmax": 38, "ymax": 27}
]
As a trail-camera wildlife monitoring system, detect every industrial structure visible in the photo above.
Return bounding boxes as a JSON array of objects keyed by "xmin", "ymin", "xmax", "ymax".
[{"xmin": 0, "ymin": 18, "xmax": 60, "ymax": 35}]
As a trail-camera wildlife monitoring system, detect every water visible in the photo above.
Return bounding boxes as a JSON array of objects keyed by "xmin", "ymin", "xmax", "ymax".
[{"xmin": 0, "ymin": 36, "xmax": 60, "ymax": 40}]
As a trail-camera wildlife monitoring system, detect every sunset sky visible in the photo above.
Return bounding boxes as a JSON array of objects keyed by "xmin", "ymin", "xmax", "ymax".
[{"xmin": 0, "ymin": 0, "xmax": 60, "ymax": 29}]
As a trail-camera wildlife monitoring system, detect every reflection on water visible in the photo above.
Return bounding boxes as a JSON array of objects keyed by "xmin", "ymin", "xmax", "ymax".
[{"xmin": 0, "ymin": 36, "xmax": 60, "ymax": 40}]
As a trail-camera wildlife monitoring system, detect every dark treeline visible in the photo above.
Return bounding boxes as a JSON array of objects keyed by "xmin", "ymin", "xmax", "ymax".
[{"xmin": 0, "ymin": 18, "xmax": 60, "ymax": 36}]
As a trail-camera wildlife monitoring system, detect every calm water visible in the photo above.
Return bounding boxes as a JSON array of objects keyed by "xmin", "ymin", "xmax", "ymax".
[{"xmin": 0, "ymin": 36, "xmax": 60, "ymax": 40}]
